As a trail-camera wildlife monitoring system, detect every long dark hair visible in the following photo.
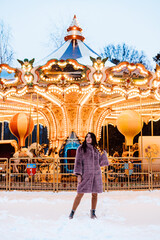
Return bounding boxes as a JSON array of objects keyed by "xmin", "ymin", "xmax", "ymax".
[{"xmin": 82, "ymin": 132, "xmax": 98, "ymax": 153}]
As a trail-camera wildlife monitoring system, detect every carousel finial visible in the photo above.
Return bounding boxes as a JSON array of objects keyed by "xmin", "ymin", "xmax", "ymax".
[{"xmin": 64, "ymin": 15, "xmax": 85, "ymax": 42}]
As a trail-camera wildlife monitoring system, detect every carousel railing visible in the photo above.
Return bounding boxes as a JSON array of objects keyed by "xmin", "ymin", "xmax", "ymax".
[
  {"xmin": 0, "ymin": 158, "xmax": 8, "ymax": 191},
  {"xmin": 105, "ymin": 157, "xmax": 151, "ymax": 191},
  {"xmin": 56, "ymin": 157, "xmax": 77, "ymax": 192},
  {"xmin": 1, "ymin": 156, "xmax": 160, "ymax": 191},
  {"xmin": 150, "ymin": 158, "xmax": 160, "ymax": 190},
  {"xmin": 9, "ymin": 157, "xmax": 55, "ymax": 191}
]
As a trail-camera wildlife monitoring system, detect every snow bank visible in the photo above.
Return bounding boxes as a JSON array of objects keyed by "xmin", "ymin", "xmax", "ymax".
[{"xmin": 0, "ymin": 190, "xmax": 160, "ymax": 240}]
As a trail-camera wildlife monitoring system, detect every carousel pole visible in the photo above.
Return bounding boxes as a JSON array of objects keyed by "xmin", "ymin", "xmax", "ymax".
[
  {"xmin": 128, "ymin": 144, "xmax": 131, "ymax": 190},
  {"xmin": 106, "ymin": 121, "xmax": 109, "ymax": 154},
  {"xmin": 151, "ymin": 110, "xmax": 154, "ymax": 136},
  {"xmin": 49, "ymin": 104, "xmax": 52, "ymax": 148},
  {"xmin": 103, "ymin": 125, "xmax": 105, "ymax": 150},
  {"xmin": 128, "ymin": 145, "xmax": 131, "ymax": 157},
  {"xmin": 150, "ymin": 111, "xmax": 153, "ymax": 190},
  {"xmin": 28, "ymin": 93, "xmax": 32, "ymax": 147},
  {"xmin": 37, "ymin": 93, "xmax": 39, "ymax": 155},
  {"xmin": 92, "ymin": 96, "xmax": 94, "ymax": 133},
  {"xmin": 140, "ymin": 96, "xmax": 143, "ymax": 158},
  {"xmin": 92, "ymin": 116, "xmax": 94, "ymax": 133},
  {"xmin": 1, "ymin": 121, "xmax": 4, "ymax": 140}
]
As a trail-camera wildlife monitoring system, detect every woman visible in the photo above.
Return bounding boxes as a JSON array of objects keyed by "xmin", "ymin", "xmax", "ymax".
[{"xmin": 69, "ymin": 132, "xmax": 109, "ymax": 219}]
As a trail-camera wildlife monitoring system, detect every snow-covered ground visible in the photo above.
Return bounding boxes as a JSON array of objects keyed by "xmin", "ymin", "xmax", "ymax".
[{"xmin": 0, "ymin": 190, "xmax": 160, "ymax": 240}]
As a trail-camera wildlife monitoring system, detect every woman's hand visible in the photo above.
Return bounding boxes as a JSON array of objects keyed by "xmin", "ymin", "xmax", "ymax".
[{"xmin": 77, "ymin": 175, "xmax": 82, "ymax": 183}]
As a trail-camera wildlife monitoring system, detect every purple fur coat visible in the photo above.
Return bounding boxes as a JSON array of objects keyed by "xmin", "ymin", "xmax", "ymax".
[{"xmin": 74, "ymin": 143, "xmax": 109, "ymax": 193}]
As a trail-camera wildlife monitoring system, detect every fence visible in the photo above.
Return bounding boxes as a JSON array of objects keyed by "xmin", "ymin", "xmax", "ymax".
[
  {"xmin": 9, "ymin": 157, "xmax": 55, "ymax": 191},
  {"xmin": 0, "ymin": 156, "xmax": 160, "ymax": 191},
  {"xmin": 150, "ymin": 157, "xmax": 160, "ymax": 190},
  {"xmin": 0, "ymin": 158, "xmax": 8, "ymax": 191},
  {"xmin": 105, "ymin": 157, "xmax": 152, "ymax": 191}
]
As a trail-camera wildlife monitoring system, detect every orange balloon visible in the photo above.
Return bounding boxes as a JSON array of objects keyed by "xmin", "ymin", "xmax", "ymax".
[
  {"xmin": 9, "ymin": 113, "xmax": 34, "ymax": 147},
  {"xmin": 117, "ymin": 110, "xmax": 142, "ymax": 146}
]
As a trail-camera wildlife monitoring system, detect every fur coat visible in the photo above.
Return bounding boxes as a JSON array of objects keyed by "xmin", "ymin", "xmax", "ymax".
[{"xmin": 74, "ymin": 143, "xmax": 109, "ymax": 193}]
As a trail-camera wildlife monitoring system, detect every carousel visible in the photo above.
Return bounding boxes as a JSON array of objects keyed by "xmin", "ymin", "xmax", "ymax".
[{"xmin": 0, "ymin": 15, "xmax": 160, "ymax": 190}]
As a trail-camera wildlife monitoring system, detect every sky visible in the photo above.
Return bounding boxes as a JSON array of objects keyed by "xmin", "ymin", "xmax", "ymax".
[{"xmin": 0, "ymin": 0, "xmax": 160, "ymax": 68}]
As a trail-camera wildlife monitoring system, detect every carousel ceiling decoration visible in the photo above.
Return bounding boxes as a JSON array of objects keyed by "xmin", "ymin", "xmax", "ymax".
[
  {"xmin": 107, "ymin": 61, "xmax": 153, "ymax": 87},
  {"xmin": 0, "ymin": 57, "xmax": 159, "ymax": 104},
  {"xmin": 38, "ymin": 59, "xmax": 86, "ymax": 85}
]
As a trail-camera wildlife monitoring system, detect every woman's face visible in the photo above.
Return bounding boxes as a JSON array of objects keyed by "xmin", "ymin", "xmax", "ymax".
[{"xmin": 86, "ymin": 134, "xmax": 92, "ymax": 144}]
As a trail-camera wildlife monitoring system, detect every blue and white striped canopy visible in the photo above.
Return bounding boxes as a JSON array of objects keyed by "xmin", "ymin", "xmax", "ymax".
[
  {"xmin": 58, "ymin": 40, "xmax": 99, "ymax": 61},
  {"xmin": 37, "ymin": 39, "xmax": 101, "ymax": 66}
]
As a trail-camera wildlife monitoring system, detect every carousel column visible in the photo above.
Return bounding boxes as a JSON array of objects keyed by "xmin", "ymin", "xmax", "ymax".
[
  {"xmin": 102, "ymin": 122, "xmax": 105, "ymax": 192},
  {"xmin": 151, "ymin": 110, "xmax": 153, "ymax": 190},
  {"xmin": 92, "ymin": 116, "xmax": 94, "ymax": 133},
  {"xmin": 1, "ymin": 121, "xmax": 4, "ymax": 140},
  {"xmin": 140, "ymin": 96, "xmax": 143, "ymax": 158},
  {"xmin": 104, "ymin": 119, "xmax": 109, "ymax": 154},
  {"xmin": 151, "ymin": 110, "xmax": 154, "ymax": 136},
  {"xmin": 28, "ymin": 93, "xmax": 32, "ymax": 147},
  {"xmin": 140, "ymin": 96, "xmax": 146, "ymax": 187},
  {"xmin": 103, "ymin": 125, "xmax": 105, "ymax": 150},
  {"xmin": 106, "ymin": 121, "xmax": 109, "ymax": 192},
  {"xmin": 92, "ymin": 97, "xmax": 94, "ymax": 133},
  {"xmin": 106, "ymin": 121, "xmax": 109, "ymax": 154},
  {"xmin": 37, "ymin": 93, "xmax": 39, "ymax": 155},
  {"xmin": 49, "ymin": 104, "xmax": 52, "ymax": 149}
]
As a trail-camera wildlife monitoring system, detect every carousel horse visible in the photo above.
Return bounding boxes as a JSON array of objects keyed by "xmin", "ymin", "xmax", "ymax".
[
  {"xmin": 12, "ymin": 148, "xmax": 33, "ymax": 182},
  {"xmin": 28, "ymin": 142, "xmax": 48, "ymax": 159},
  {"xmin": 28, "ymin": 142, "xmax": 48, "ymax": 182},
  {"xmin": 39, "ymin": 146, "xmax": 61, "ymax": 183},
  {"xmin": 12, "ymin": 148, "xmax": 33, "ymax": 173},
  {"xmin": 32, "ymin": 145, "xmax": 60, "ymax": 183}
]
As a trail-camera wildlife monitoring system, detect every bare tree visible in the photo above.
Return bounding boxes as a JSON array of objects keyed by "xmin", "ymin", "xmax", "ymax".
[
  {"xmin": 49, "ymin": 24, "xmax": 66, "ymax": 49},
  {"xmin": 0, "ymin": 20, "xmax": 14, "ymax": 64},
  {"xmin": 153, "ymin": 53, "xmax": 160, "ymax": 65},
  {"xmin": 101, "ymin": 43, "xmax": 152, "ymax": 71},
  {"xmin": 48, "ymin": 16, "xmax": 71, "ymax": 50}
]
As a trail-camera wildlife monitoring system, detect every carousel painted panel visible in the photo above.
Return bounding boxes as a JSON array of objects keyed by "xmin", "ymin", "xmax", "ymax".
[{"xmin": 139, "ymin": 136, "xmax": 160, "ymax": 172}]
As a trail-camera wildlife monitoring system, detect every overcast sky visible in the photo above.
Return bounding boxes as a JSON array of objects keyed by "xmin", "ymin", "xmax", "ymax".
[{"xmin": 1, "ymin": 0, "xmax": 160, "ymax": 68}]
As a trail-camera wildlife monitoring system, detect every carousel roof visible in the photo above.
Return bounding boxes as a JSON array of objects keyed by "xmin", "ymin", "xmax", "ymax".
[{"xmin": 38, "ymin": 15, "xmax": 113, "ymax": 66}]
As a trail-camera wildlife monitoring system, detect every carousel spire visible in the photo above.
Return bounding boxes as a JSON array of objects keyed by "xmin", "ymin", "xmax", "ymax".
[
  {"xmin": 36, "ymin": 15, "xmax": 100, "ymax": 64},
  {"xmin": 64, "ymin": 15, "xmax": 85, "ymax": 42}
]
